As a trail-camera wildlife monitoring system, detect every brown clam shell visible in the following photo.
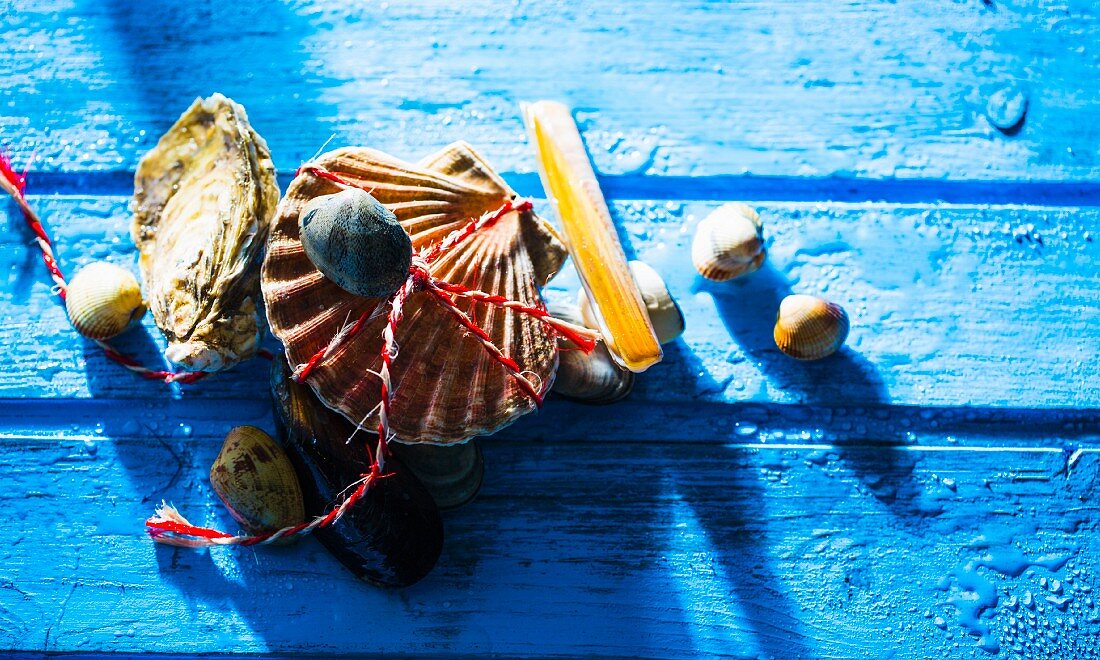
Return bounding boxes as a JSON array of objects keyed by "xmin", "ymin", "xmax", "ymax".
[
  {"xmin": 209, "ymin": 425, "xmax": 305, "ymax": 536},
  {"xmin": 548, "ymin": 303, "xmax": 634, "ymax": 405},
  {"xmin": 262, "ymin": 142, "xmax": 567, "ymax": 445},
  {"xmin": 692, "ymin": 203, "xmax": 766, "ymax": 282},
  {"xmin": 65, "ymin": 262, "xmax": 147, "ymax": 340}
]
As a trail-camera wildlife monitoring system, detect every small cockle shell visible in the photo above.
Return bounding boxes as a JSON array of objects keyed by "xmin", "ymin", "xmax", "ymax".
[
  {"xmin": 65, "ymin": 262, "xmax": 147, "ymax": 340},
  {"xmin": 389, "ymin": 441, "xmax": 484, "ymax": 510},
  {"xmin": 692, "ymin": 203, "xmax": 766, "ymax": 281},
  {"xmin": 209, "ymin": 425, "xmax": 305, "ymax": 535},
  {"xmin": 773, "ymin": 294, "xmax": 850, "ymax": 360},
  {"xmin": 271, "ymin": 356, "xmax": 443, "ymax": 587},
  {"xmin": 299, "ymin": 188, "xmax": 413, "ymax": 299},
  {"xmin": 579, "ymin": 260, "xmax": 684, "ymax": 345},
  {"xmin": 132, "ymin": 93, "xmax": 279, "ymax": 372},
  {"xmin": 550, "ymin": 303, "xmax": 634, "ymax": 404}
]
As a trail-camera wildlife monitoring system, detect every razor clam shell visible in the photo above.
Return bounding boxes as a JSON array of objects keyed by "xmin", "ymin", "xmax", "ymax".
[
  {"xmin": 262, "ymin": 141, "xmax": 567, "ymax": 445},
  {"xmin": 132, "ymin": 93, "xmax": 279, "ymax": 372}
]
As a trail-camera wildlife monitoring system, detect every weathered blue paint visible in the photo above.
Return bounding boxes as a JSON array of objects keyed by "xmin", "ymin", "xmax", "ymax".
[{"xmin": 1, "ymin": 0, "xmax": 1099, "ymax": 657}]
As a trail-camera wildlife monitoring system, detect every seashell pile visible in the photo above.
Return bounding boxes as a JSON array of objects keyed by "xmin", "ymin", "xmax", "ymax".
[
  {"xmin": 132, "ymin": 93, "xmax": 279, "ymax": 372},
  {"xmin": 692, "ymin": 203, "xmax": 766, "ymax": 281},
  {"xmin": 65, "ymin": 261, "xmax": 146, "ymax": 340},
  {"xmin": 112, "ymin": 92, "xmax": 865, "ymax": 587},
  {"xmin": 774, "ymin": 294, "xmax": 850, "ymax": 360},
  {"xmin": 262, "ymin": 141, "xmax": 567, "ymax": 445},
  {"xmin": 271, "ymin": 355, "xmax": 443, "ymax": 587},
  {"xmin": 210, "ymin": 425, "xmax": 305, "ymax": 537}
]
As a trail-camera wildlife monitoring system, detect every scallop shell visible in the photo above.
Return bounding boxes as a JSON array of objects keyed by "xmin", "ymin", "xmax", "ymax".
[
  {"xmin": 773, "ymin": 294, "xmax": 850, "ymax": 360},
  {"xmin": 579, "ymin": 260, "xmax": 684, "ymax": 345},
  {"xmin": 65, "ymin": 262, "xmax": 146, "ymax": 340},
  {"xmin": 692, "ymin": 203, "xmax": 766, "ymax": 281},
  {"xmin": 549, "ymin": 303, "xmax": 634, "ymax": 404},
  {"xmin": 209, "ymin": 425, "xmax": 305, "ymax": 536},
  {"xmin": 388, "ymin": 441, "xmax": 484, "ymax": 510},
  {"xmin": 262, "ymin": 141, "xmax": 568, "ymax": 445},
  {"xmin": 132, "ymin": 93, "xmax": 279, "ymax": 372},
  {"xmin": 271, "ymin": 355, "xmax": 443, "ymax": 587}
]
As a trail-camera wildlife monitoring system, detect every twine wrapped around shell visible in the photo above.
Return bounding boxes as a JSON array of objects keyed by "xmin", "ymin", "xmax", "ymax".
[
  {"xmin": 262, "ymin": 142, "xmax": 568, "ymax": 445},
  {"xmin": 132, "ymin": 93, "xmax": 279, "ymax": 372}
]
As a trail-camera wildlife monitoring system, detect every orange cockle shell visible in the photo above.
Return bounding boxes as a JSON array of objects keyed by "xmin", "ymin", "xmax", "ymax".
[{"xmin": 261, "ymin": 142, "xmax": 567, "ymax": 445}]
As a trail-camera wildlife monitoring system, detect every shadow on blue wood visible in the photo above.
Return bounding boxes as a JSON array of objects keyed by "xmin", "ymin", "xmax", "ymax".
[{"xmin": 99, "ymin": 0, "xmax": 339, "ymax": 165}]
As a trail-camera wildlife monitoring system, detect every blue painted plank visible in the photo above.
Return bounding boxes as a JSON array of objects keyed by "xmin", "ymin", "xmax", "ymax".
[
  {"xmin": 1, "ymin": 415, "xmax": 1099, "ymax": 657},
  {"xmin": 3, "ymin": 195, "xmax": 1096, "ymax": 409},
  {"xmin": 2, "ymin": 0, "xmax": 1098, "ymax": 181}
]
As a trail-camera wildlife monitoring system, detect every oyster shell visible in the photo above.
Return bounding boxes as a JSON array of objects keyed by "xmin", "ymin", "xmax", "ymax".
[
  {"xmin": 132, "ymin": 93, "xmax": 279, "ymax": 371},
  {"xmin": 262, "ymin": 141, "xmax": 567, "ymax": 445}
]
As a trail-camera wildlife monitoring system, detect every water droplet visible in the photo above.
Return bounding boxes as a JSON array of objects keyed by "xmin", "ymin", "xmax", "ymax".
[
  {"xmin": 734, "ymin": 422, "xmax": 758, "ymax": 437},
  {"xmin": 985, "ymin": 84, "xmax": 1028, "ymax": 132}
]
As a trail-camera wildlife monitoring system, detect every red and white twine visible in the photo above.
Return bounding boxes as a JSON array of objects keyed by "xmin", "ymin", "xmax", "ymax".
[
  {"xmin": 145, "ymin": 162, "xmax": 600, "ymax": 547},
  {"xmin": 0, "ymin": 150, "xmax": 213, "ymax": 384}
]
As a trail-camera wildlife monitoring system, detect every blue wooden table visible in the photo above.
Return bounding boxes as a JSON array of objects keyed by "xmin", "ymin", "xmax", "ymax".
[{"xmin": 2, "ymin": 1, "xmax": 1099, "ymax": 657}]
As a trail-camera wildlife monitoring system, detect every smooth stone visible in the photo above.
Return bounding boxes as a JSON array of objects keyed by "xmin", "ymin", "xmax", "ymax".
[{"xmin": 299, "ymin": 187, "xmax": 413, "ymax": 299}]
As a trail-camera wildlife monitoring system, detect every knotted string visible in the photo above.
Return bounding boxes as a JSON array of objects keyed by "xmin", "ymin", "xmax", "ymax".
[
  {"xmin": 146, "ymin": 162, "xmax": 600, "ymax": 547},
  {"xmin": 0, "ymin": 149, "xmax": 217, "ymax": 384}
]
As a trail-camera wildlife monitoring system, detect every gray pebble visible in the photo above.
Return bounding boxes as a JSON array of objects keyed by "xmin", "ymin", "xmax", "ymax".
[{"xmin": 299, "ymin": 188, "xmax": 412, "ymax": 298}]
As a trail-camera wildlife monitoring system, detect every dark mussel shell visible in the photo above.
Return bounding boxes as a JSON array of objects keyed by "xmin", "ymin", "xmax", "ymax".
[
  {"xmin": 389, "ymin": 440, "xmax": 485, "ymax": 511},
  {"xmin": 270, "ymin": 356, "xmax": 443, "ymax": 587}
]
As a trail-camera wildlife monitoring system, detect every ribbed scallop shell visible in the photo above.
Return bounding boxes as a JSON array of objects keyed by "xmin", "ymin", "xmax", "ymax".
[
  {"xmin": 209, "ymin": 425, "xmax": 305, "ymax": 535},
  {"xmin": 65, "ymin": 262, "xmax": 146, "ymax": 340},
  {"xmin": 262, "ymin": 142, "xmax": 567, "ymax": 445},
  {"xmin": 132, "ymin": 94, "xmax": 279, "ymax": 372},
  {"xmin": 692, "ymin": 203, "xmax": 766, "ymax": 281},
  {"xmin": 773, "ymin": 294, "xmax": 850, "ymax": 360}
]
